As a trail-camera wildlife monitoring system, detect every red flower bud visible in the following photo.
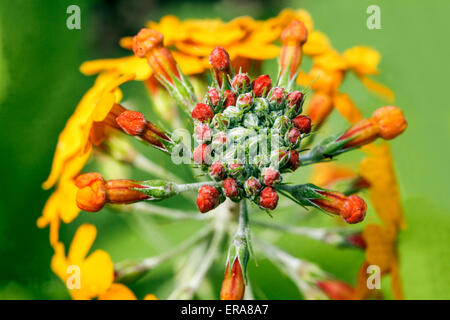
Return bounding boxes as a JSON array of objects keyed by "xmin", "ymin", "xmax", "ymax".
[
  {"xmin": 220, "ymin": 258, "xmax": 245, "ymax": 300},
  {"xmin": 292, "ymin": 115, "xmax": 311, "ymax": 134},
  {"xmin": 194, "ymin": 124, "xmax": 212, "ymax": 141},
  {"xmin": 252, "ymin": 74, "xmax": 272, "ymax": 97},
  {"xmin": 312, "ymin": 191, "xmax": 367, "ymax": 224},
  {"xmin": 209, "ymin": 46, "xmax": 231, "ymax": 71},
  {"xmin": 193, "ymin": 143, "xmax": 211, "ymax": 165},
  {"xmin": 236, "ymin": 93, "xmax": 253, "ymax": 110},
  {"xmin": 288, "ymin": 149, "xmax": 300, "ymax": 171},
  {"xmin": 259, "ymin": 187, "xmax": 279, "ymax": 210},
  {"xmin": 287, "ymin": 91, "xmax": 304, "ymax": 112},
  {"xmin": 222, "ymin": 178, "xmax": 240, "ymax": 199},
  {"xmin": 288, "ymin": 127, "xmax": 301, "ymax": 145},
  {"xmin": 262, "ymin": 168, "xmax": 280, "ymax": 186},
  {"xmin": 207, "ymin": 88, "xmax": 220, "ymax": 106},
  {"xmin": 191, "ymin": 103, "xmax": 214, "ymax": 123},
  {"xmin": 209, "ymin": 162, "xmax": 226, "ymax": 181},
  {"xmin": 116, "ymin": 111, "xmax": 147, "ymax": 136},
  {"xmin": 223, "ymin": 90, "xmax": 237, "ymax": 108},
  {"xmin": 231, "ymin": 73, "xmax": 251, "ymax": 91},
  {"xmin": 104, "ymin": 179, "xmax": 150, "ymax": 204},
  {"xmin": 244, "ymin": 177, "xmax": 262, "ymax": 197},
  {"xmin": 317, "ymin": 280, "xmax": 355, "ymax": 300},
  {"xmin": 196, "ymin": 185, "xmax": 221, "ymax": 213},
  {"xmin": 270, "ymin": 87, "xmax": 285, "ymax": 105}
]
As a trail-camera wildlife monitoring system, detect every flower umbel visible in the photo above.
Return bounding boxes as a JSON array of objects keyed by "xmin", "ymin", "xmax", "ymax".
[{"xmin": 41, "ymin": 9, "xmax": 408, "ymax": 300}]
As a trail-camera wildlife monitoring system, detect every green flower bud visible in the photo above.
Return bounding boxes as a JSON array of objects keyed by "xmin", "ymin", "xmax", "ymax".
[
  {"xmin": 273, "ymin": 115, "xmax": 291, "ymax": 135},
  {"xmin": 223, "ymin": 106, "xmax": 243, "ymax": 125},
  {"xmin": 211, "ymin": 113, "xmax": 230, "ymax": 131},
  {"xmin": 253, "ymin": 97, "xmax": 269, "ymax": 117},
  {"xmin": 243, "ymin": 112, "xmax": 259, "ymax": 129}
]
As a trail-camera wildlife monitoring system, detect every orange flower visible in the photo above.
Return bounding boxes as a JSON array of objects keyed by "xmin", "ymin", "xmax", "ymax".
[{"xmin": 220, "ymin": 258, "xmax": 245, "ymax": 300}]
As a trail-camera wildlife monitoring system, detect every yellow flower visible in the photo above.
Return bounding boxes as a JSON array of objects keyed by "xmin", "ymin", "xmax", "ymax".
[
  {"xmin": 310, "ymin": 162, "xmax": 356, "ymax": 188},
  {"xmin": 99, "ymin": 283, "xmax": 158, "ymax": 300},
  {"xmin": 353, "ymin": 224, "xmax": 404, "ymax": 300},
  {"xmin": 359, "ymin": 143, "xmax": 406, "ymax": 229},
  {"xmin": 51, "ymin": 224, "xmax": 114, "ymax": 300},
  {"xmin": 37, "ymin": 179, "xmax": 80, "ymax": 246},
  {"xmin": 42, "ymin": 72, "xmax": 134, "ymax": 190},
  {"xmin": 343, "ymin": 46, "xmax": 380, "ymax": 76}
]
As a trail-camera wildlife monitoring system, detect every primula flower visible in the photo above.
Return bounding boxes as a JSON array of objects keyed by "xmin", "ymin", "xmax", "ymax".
[{"xmin": 41, "ymin": 9, "xmax": 408, "ymax": 301}]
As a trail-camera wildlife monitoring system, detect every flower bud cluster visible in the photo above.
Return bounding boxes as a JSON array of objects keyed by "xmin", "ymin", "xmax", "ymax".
[{"xmin": 192, "ymin": 72, "xmax": 311, "ymax": 212}]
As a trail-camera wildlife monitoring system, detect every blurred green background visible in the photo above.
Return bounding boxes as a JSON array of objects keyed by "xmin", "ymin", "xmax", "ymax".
[{"xmin": 0, "ymin": 0, "xmax": 449, "ymax": 299}]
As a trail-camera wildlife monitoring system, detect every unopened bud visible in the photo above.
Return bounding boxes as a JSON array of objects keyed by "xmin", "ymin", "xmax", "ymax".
[
  {"xmin": 209, "ymin": 162, "xmax": 226, "ymax": 181},
  {"xmin": 269, "ymin": 87, "xmax": 285, "ymax": 110},
  {"xmin": 196, "ymin": 185, "xmax": 221, "ymax": 213},
  {"xmin": 259, "ymin": 187, "xmax": 279, "ymax": 210},
  {"xmin": 222, "ymin": 178, "xmax": 241, "ymax": 201},
  {"xmin": 194, "ymin": 124, "xmax": 212, "ymax": 142},
  {"xmin": 288, "ymin": 150, "xmax": 300, "ymax": 171},
  {"xmin": 252, "ymin": 74, "xmax": 272, "ymax": 97},
  {"xmin": 280, "ymin": 20, "xmax": 308, "ymax": 80},
  {"xmin": 220, "ymin": 258, "xmax": 245, "ymax": 300},
  {"xmin": 191, "ymin": 103, "xmax": 214, "ymax": 123},
  {"xmin": 262, "ymin": 168, "xmax": 280, "ymax": 186},
  {"xmin": 207, "ymin": 88, "xmax": 220, "ymax": 107},
  {"xmin": 193, "ymin": 143, "xmax": 211, "ymax": 165},
  {"xmin": 292, "ymin": 115, "xmax": 311, "ymax": 134},
  {"xmin": 116, "ymin": 111, "xmax": 147, "ymax": 136},
  {"xmin": 231, "ymin": 73, "xmax": 251, "ymax": 92},
  {"xmin": 312, "ymin": 191, "xmax": 366, "ymax": 224},
  {"xmin": 236, "ymin": 93, "xmax": 253, "ymax": 111},
  {"xmin": 223, "ymin": 90, "xmax": 237, "ymax": 108},
  {"xmin": 244, "ymin": 177, "xmax": 262, "ymax": 197},
  {"xmin": 209, "ymin": 47, "xmax": 232, "ymax": 89},
  {"xmin": 286, "ymin": 91, "xmax": 304, "ymax": 117}
]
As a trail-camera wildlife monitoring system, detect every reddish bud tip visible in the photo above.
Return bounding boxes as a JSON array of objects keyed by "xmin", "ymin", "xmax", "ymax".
[
  {"xmin": 288, "ymin": 127, "xmax": 301, "ymax": 145},
  {"xmin": 259, "ymin": 187, "xmax": 279, "ymax": 210},
  {"xmin": 223, "ymin": 90, "xmax": 237, "ymax": 108},
  {"xmin": 116, "ymin": 111, "xmax": 147, "ymax": 136},
  {"xmin": 292, "ymin": 115, "xmax": 311, "ymax": 134},
  {"xmin": 281, "ymin": 20, "xmax": 308, "ymax": 44},
  {"xmin": 244, "ymin": 177, "xmax": 262, "ymax": 197},
  {"xmin": 191, "ymin": 103, "xmax": 214, "ymax": 123},
  {"xmin": 209, "ymin": 162, "xmax": 226, "ymax": 181},
  {"xmin": 287, "ymin": 91, "xmax": 304, "ymax": 111},
  {"xmin": 193, "ymin": 144, "xmax": 211, "ymax": 165},
  {"xmin": 252, "ymin": 74, "xmax": 272, "ymax": 97},
  {"xmin": 220, "ymin": 258, "xmax": 245, "ymax": 300},
  {"xmin": 194, "ymin": 124, "xmax": 212, "ymax": 142},
  {"xmin": 209, "ymin": 47, "xmax": 231, "ymax": 71},
  {"xmin": 132, "ymin": 28, "xmax": 164, "ymax": 58},
  {"xmin": 222, "ymin": 178, "xmax": 240, "ymax": 199},
  {"xmin": 262, "ymin": 168, "xmax": 280, "ymax": 186},
  {"xmin": 207, "ymin": 88, "xmax": 220, "ymax": 106},
  {"xmin": 75, "ymin": 173, "xmax": 106, "ymax": 212},
  {"xmin": 231, "ymin": 73, "xmax": 251, "ymax": 91},
  {"xmin": 270, "ymin": 87, "xmax": 285, "ymax": 105},
  {"xmin": 196, "ymin": 185, "xmax": 221, "ymax": 213},
  {"xmin": 341, "ymin": 195, "xmax": 367, "ymax": 224}
]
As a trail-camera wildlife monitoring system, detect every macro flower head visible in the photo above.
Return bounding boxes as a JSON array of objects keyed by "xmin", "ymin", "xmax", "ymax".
[{"xmin": 40, "ymin": 8, "xmax": 408, "ymax": 301}]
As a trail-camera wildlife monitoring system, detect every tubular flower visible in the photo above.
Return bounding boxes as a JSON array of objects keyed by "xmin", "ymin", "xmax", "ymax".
[{"xmin": 42, "ymin": 9, "xmax": 408, "ymax": 301}]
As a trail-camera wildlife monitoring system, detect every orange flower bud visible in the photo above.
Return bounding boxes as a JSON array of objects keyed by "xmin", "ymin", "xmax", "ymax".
[
  {"xmin": 306, "ymin": 92, "xmax": 333, "ymax": 129},
  {"xmin": 371, "ymin": 106, "xmax": 407, "ymax": 140},
  {"xmin": 116, "ymin": 111, "xmax": 147, "ymax": 136},
  {"xmin": 280, "ymin": 20, "xmax": 308, "ymax": 80},
  {"xmin": 339, "ymin": 106, "xmax": 407, "ymax": 148},
  {"xmin": 75, "ymin": 173, "xmax": 150, "ymax": 212},
  {"xmin": 104, "ymin": 179, "xmax": 150, "ymax": 204},
  {"xmin": 312, "ymin": 191, "xmax": 366, "ymax": 224},
  {"xmin": 132, "ymin": 28, "xmax": 180, "ymax": 83},
  {"xmin": 220, "ymin": 258, "xmax": 245, "ymax": 300},
  {"xmin": 75, "ymin": 173, "xmax": 106, "ymax": 212},
  {"xmin": 317, "ymin": 280, "xmax": 356, "ymax": 300},
  {"xmin": 209, "ymin": 47, "xmax": 232, "ymax": 88}
]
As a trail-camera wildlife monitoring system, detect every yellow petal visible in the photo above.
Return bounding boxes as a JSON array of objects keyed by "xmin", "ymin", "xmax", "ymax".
[
  {"xmin": 333, "ymin": 93, "xmax": 363, "ymax": 124},
  {"xmin": 360, "ymin": 76, "xmax": 395, "ymax": 103},
  {"xmin": 304, "ymin": 30, "xmax": 331, "ymax": 56},
  {"xmin": 143, "ymin": 293, "xmax": 158, "ymax": 300},
  {"xmin": 343, "ymin": 46, "xmax": 380, "ymax": 76},
  {"xmin": 68, "ymin": 224, "xmax": 97, "ymax": 264},
  {"xmin": 314, "ymin": 49, "xmax": 348, "ymax": 72},
  {"xmin": 98, "ymin": 283, "xmax": 137, "ymax": 300},
  {"xmin": 51, "ymin": 242, "xmax": 69, "ymax": 282},
  {"xmin": 172, "ymin": 51, "xmax": 206, "ymax": 75},
  {"xmin": 74, "ymin": 249, "xmax": 114, "ymax": 300},
  {"xmin": 359, "ymin": 143, "xmax": 406, "ymax": 229},
  {"xmin": 230, "ymin": 43, "xmax": 281, "ymax": 60}
]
